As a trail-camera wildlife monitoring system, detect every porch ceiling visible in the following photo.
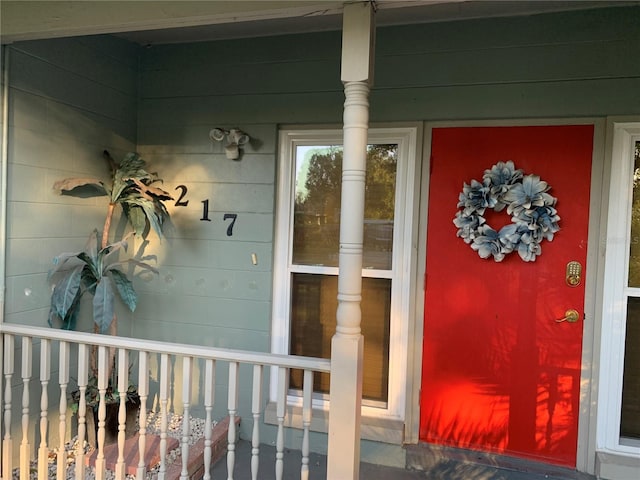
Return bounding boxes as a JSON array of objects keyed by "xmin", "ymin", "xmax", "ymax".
[{"xmin": 1, "ymin": 0, "xmax": 638, "ymax": 45}]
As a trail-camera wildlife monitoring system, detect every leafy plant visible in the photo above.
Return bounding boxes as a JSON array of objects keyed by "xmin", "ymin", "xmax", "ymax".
[
  {"xmin": 48, "ymin": 229, "xmax": 157, "ymax": 333},
  {"xmin": 49, "ymin": 150, "xmax": 172, "ymax": 335},
  {"xmin": 49, "ymin": 150, "xmax": 173, "ymax": 404}
]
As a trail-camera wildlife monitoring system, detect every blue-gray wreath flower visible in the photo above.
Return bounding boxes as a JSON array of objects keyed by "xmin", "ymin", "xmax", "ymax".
[
  {"xmin": 483, "ymin": 160, "xmax": 524, "ymax": 210},
  {"xmin": 453, "ymin": 162, "xmax": 560, "ymax": 262}
]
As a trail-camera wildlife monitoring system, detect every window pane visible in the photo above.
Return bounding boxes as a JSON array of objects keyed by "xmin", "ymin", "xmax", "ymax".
[
  {"xmin": 628, "ymin": 141, "xmax": 640, "ymax": 286},
  {"xmin": 292, "ymin": 145, "xmax": 397, "ymax": 269},
  {"xmin": 289, "ymin": 273, "xmax": 391, "ymax": 403},
  {"xmin": 621, "ymin": 297, "xmax": 640, "ymax": 439}
]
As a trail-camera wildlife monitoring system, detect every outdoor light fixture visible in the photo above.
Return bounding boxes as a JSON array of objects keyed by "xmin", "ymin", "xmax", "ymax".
[{"xmin": 209, "ymin": 128, "xmax": 250, "ymax": 160}]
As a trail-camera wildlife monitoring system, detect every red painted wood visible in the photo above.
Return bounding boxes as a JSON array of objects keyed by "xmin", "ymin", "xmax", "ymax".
[{"xmin": 420, "ymin": 125, "xmax": 594, "ymax": 467}]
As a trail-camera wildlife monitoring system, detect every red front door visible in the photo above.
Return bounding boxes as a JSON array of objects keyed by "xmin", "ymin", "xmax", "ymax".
[{"xmin": 420, "ymin": 125, "xmax": 594, "ymax": 467}]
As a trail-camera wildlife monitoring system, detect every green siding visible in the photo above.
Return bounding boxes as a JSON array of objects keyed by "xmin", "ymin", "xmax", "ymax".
[{"xmin": 5, "ymin": 36, "xmax": 139, "ymax": 334}]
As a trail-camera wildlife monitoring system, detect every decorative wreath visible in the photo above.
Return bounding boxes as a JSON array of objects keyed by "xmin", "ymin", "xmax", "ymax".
[{"xmin": 453, "ymin": 161, "xmax": 560, "ymax": 262}]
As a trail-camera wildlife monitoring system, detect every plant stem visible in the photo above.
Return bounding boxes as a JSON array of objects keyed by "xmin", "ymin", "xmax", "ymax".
[
  {"xmin": 102, "ymin": 202, "xmax": 116, "ymax": 249},
  {"xmin": 89, "ymin": 314, "xmax": 118, "ymax": 379}
]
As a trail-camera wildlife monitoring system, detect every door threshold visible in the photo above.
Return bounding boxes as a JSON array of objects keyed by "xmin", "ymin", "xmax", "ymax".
[{"xmin": 405, "ymin": 443, "xmax": 594, "ymax": 479}]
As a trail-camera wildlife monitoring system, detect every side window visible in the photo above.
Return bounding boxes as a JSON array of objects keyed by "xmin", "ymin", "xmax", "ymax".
[
  {"xmin": 272, "ymin": 128, "xmax": 417, "ymax": 418},
  {"xmin": 600, "ymin": 123, "xmax": 640, "ymax": 453},
  {"xmin": 622, "ymin": 139, "xmax": 640, "ymax": 441}
]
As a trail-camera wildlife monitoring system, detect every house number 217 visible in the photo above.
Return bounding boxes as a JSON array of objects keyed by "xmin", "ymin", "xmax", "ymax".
[{"xmin": 174, "ymin": 185, "xmax": 238, "ymax": 236}]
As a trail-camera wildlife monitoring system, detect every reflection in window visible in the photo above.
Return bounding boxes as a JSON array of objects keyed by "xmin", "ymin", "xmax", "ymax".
[
  {"xmin": 628, "ymin": 140, "xmax": 640, "ymax": 286},
  {"xmin": 292, "ymin": 145, "xmax": 397, "ymax": 270}
]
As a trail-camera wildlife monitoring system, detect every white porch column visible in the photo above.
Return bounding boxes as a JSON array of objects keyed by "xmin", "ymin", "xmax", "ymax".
[{"xmin": 327, "ymin": 3, "xmax": 375, "ymax": 479}]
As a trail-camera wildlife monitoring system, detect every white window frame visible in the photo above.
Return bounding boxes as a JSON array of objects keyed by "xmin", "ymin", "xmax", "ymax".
[
  {"xmin": 598, "ymin": 121, "xmax": 640, "ymax": 456},
  {"xmin": 270, "ymin": 126, "xmax": 418, "ymax": 421}
]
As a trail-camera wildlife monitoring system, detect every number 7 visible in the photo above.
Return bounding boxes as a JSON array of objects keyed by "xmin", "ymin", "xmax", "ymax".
[{"xmin": 223, "ymin": 213, "xmax": 238, "ymax": 236}]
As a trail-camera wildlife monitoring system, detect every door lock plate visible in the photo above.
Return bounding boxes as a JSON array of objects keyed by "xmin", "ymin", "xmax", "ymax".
[{"xmin": 566, "ymin": 261, "xmax": 582, "ymax": 287}]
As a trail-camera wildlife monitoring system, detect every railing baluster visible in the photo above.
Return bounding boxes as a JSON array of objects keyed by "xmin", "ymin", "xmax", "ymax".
[
  {"xmin": 203, "ymin": 359, "xmax": 215, "ymax": 480},
  {"xmin": 57, "ymin": 341, "xmax": 69, "ymax": 480},
  {"xmin": 75, "ymin": 343, "xmax": 89, "ymax": 479},
  {"xmin": 251, "ymin": 364, "xmax": 263, "ymax": 480},
  {"xmin": 0, "ymin": 324, "xmax": 332, "ymax": 480},
  {"xmin": 227, "ymin": 361, "xmax": 239, "ymax": 480},
  {"xmin": 179, "ymin": 356, "xmax": 192, "ymax": 480},
  {"xmin": 37, "ymin": 339, "xmax": 50, "ymax": 480},
  {"xmin": 115, "ymin": 348, "xmax": 129, "ymax": 480},
  {"xmin": 275, "ymin": 366, "xmax": 288, "ymax": 480},
  {"xmin": 158, "ymin": 353, "xmax": 169, "ymax": 480},
  {"xmin": 137, "ymin": 351, "xmax": 149, "ymax": 480},
  {"xmin": 95, "ymin": 345, "xmax": 108, "ymax": 480},
  {"xmin": 2, "ymin": 334, "xmax": 14, "ymax": 479},
  {"xmin": 301, "ymin": 369, "xmax": 313, "ymax": 480},
  {"xmin": 20, "ymin": 336, "xmax": 32, "ymax": 480}
]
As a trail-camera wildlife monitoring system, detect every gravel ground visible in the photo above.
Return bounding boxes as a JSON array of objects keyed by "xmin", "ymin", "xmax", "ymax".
[{"xmin": 12, "ymin": 412, "xmax": 213, "ymax": 480}]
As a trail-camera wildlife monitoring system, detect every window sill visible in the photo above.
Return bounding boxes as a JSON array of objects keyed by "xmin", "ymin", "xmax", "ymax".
[
  {"xmin": 264, "ymin": 402, "xmax": 405, "ymax": 445},
  {"xmin": 596, "ymin": 450, "xmax": 640, "ymax": 480}
]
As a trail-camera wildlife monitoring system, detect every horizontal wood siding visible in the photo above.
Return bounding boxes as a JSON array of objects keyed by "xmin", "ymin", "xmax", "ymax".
[
  {"xmin": 6, "ymin": 35, "xmax": 139, "ymax": 335},
  {"xmin": 139, "ymin": 6, "xmax": 640, "ymax": 125}
]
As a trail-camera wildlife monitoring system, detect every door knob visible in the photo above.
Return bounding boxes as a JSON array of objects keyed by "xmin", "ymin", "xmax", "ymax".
[{"xmin": 556, "ymin": 309, "xmax": 580, "ymax": 323}]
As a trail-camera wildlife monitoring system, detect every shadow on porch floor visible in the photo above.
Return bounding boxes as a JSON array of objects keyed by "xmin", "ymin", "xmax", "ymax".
[{"xmin": 211, "ymin": 440, "xmax": 596, "ymax": 480}]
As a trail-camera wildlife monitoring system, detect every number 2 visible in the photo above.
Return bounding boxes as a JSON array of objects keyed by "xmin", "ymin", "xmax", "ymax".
[{"xmin": 174, "ymin": 185, "xmax": 189, "ymax": 206}]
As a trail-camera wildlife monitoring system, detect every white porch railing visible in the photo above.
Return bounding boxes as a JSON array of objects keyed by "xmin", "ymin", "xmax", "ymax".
[{"xmin": 0, "ymin": 323, "xmax": 331, "ymax": 480}]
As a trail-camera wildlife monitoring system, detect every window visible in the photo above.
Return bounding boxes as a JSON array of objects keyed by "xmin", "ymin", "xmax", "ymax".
[
  {"xmin": 621, "ymin": 139, "xmax": 640, "ymax": 441},
  {"xmin": 600, "ymin": 122, "xmax": 640, "ymax": 455},
  {"xmin": 271, "ymin": 127, "xmax": 417, "ymax": 419}
]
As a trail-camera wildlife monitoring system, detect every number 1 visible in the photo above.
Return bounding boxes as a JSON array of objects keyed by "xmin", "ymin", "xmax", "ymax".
[{"xmin": 200, "ymin": 200, "xmax": 211, "ymax": 221}]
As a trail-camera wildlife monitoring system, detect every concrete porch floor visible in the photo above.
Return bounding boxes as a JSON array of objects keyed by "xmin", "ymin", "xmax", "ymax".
[{"xmin": 211, "ymin": 440, "xmax": 597, "ymax": 480}]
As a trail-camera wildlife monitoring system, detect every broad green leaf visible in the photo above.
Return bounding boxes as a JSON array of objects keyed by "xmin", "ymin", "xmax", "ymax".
[
  {"xmin": 51, "ymin": 265, "xmax": 83, "ymax": 319},
  {"xmin": 48, "ymin": 302, "xmax": 79, "ymax": 330},
  {"xmin": 48, "ymin": 251, "xmax": 82, "ymax": 279},
  {"xmin": 124, "ymin": 204, "xmax": 147, "ymax": 237},
  {"xmin": 138, "ymin": 199, "xmax": 163, "ymax": 239},
  {"xmin": 123, "ymin": 196, "xmax": 163, "ymax": 239},
  {"xmin": 81, "ymin": 264, "xmax": 99, "ymax": 294},
  {"xmin": 93, "ymin": 279, "xmax": 115, "ymax": 334},
  {"xmin": 53, "ymin": 178, "xmax": 108, "ymax": 197},
  {"xmin": 77, "ymin": 252, "xmax": 100, "ymax": 280},
  {"xmin": 61, "ymin": 295, "xmax": 81, "ymax": 330},
  {"xmin": 145, "ymin": 181, "xmax": 173, "ymax": 201},
  {"xmin": 128, "ymin": 177, "xmax": 173, "ymax": 201},
  {"xmin": 47, "ymin": 305, "xmax": 57, "ymax": 328},
  {"xmin": 119, "ymin": 152, "xmax": 145, "ymax": 173},
  {"xmin": 108, "ymin": 269, "xmax": 137, "ymax": 312},
  {"xmin": 111, "ymin": 176, "xmax": 132, "ymax": 203}
]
